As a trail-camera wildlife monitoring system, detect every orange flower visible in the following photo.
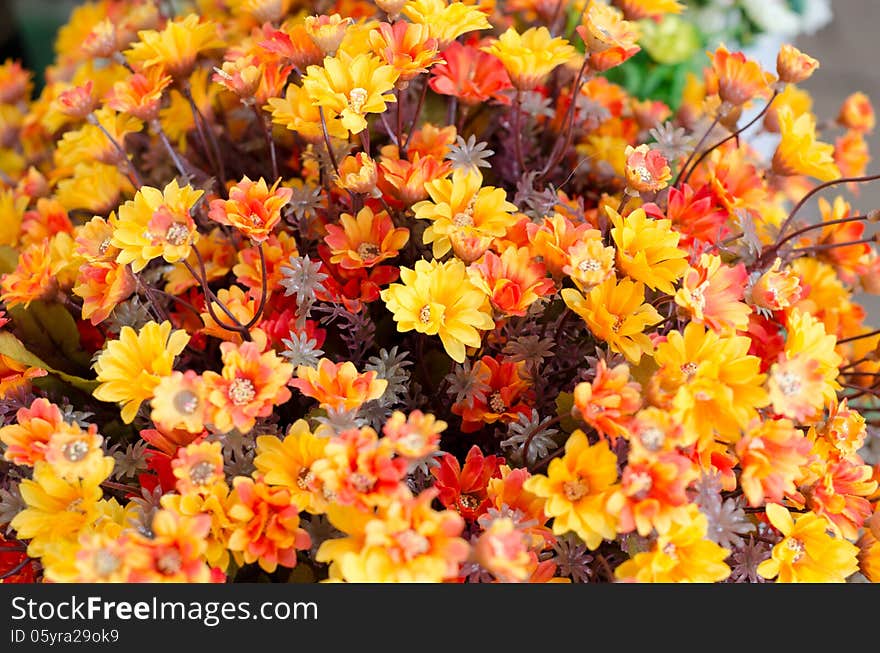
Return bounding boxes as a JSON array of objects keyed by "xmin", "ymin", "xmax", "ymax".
[
  {"xmin": 200, "ymin": 286, "xmax": 257, "ymax": 344},
  {"xmin": 623, "ymin": 144, "xmax": 671, "ymax": 195},
  {"xmin": 258, "ymin": 23, "xmax": 323, "ymax": 71},
  {"xmin": 105, "ymin": 67, "xmax": 172, "ymax": 122},
  {"xmin": 572, "ymin": 359, "xmax": 641, "ymax": 444},
  {"xmin": 810, "ymin": 194, "xmax": 868, "ymax": 284},
  {"xmin": 166, "ymin": 227, "xmax": 237, "ymax": 296},
  {"xmin": 820, "ymin": 399, "xmax": 867, "ymax": 459},
  {"xmin": 290, "ymin": 357, "xmax": 387, "ymax": 412},
  {"xmin": 429, "ymin": 42, "xmax": 512, "ymax": 106},
  {"xmin": 209, "ymin": 176, "xmax": 293, "ymax": 243},
  {"xmin": 707, "ymin": 44, "xmax": 773, "ymax": 107},
  {"xmin": 577, "ymin": 2, "xmax": 641, "ymax": 66},
  {"xmin": 837, "ymin": 92, "xmax": 875, "ymax": 132},
  {"xmin": 776, "ymin": 44, "xmax": 819, "ymax": 85},
  {"xmin": 227, "ymin": 477, "xmax": 311, "ymax": 573},
  {"xmin": 379, "ymin": 152, "xmax": 450, "ymax": 204},
  {"xmin": 745, "ymin": 257, "xmax": 802, "ymax": 312},
  {"xmin": 468, "ymin": 246, "xmax": 555, "ymax": 317},
  {"xmin": 55, "ymin": 81, "xmax": 97, "ymax": 120},
  {"xmin": 171, "ymin": 441, "xmax": 224, "ymax": 495},
  {"xmin": 612, "ymin": 0, "xmax": 683, "ymax": 21},
  {"xmin": 432, "ymin": 445, "xmax": 503, "ymax": 521},
  {"xmin": 0, "ymin": 398, "xmax": 65, "ymax": 466},
  {"xmin": 369, "ymin": 21, "xmax": 442, "ymax": 86},
  {"xmin": 233, "ymin": 231, "xmax": 298, "ymax": 302},
  {"xmin": 562, "ymin": 275, "xmax": 662, "ymax": 364},
  {"xmin": 834, "ymin": 129, "xmax": 870, "ymax": 180},
  {"xmin": 382, "ymin": 410, "xmax": 446, "ymax": 460},
  {"xmin": 73, "ymin": 262, "xmax": 137, "ymax": 325},
  {"xmin": 735, "ymin": 418, "xmax": 812, "ymax": 507},
  {"xmin": 311, "ymin": 427, "xmax": 408, "ymax": 510},
  {"xmin": 333, "ymin": 152, "xmax": 380, "ymax": 196},
  {"xmin": 303, "ymin": 14, "xmax": 352, "ymax": 56},
  {"xmin": 451, "ymin": 356, "xmax": 533, "ymax": 433},
  {"xmin": 323, "ymin": 206, "xmax": 409, "ymax": 270},
  {"xmin": 472, "ymin": 516, "xmax": 535, "ymax": 582},
  {"xmin": 127, "ymin": 511, "xmax": 215, "ymax": 582},
  {"xmin": 527, "ymin": 213, "xmax": 599, "ymax": 279},
  {"xmin": 606, "ymin": 451, "xmax": 697, "ymax": 536},
  {"xmin": 1, "ymin": 241, "xmax": 59, "ymax": 310},
  {"xmin": 804, "ymin": 455, "xmax": 877, "ymax": 540},
  {"xmin": 563, "ymin": 232, "xmax": 616, "ymax": 292},
  {"xmin": 674, "ymin": 253, "xmax": 751, "ymax": 334},
  {"xmin": 203, "ymin": 330, "xmax": 294, "ymax": 434}
]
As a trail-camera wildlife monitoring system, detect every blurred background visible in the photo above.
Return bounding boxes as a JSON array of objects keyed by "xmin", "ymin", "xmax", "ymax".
[{"xmin": 1, "ymin": 0, "xmax": 880, "ymax": 316}]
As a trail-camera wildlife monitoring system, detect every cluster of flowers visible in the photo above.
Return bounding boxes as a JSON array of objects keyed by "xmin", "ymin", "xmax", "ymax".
[{"xmin": 0, "ymin": 0, "xmax": 878, "ymax": 584}]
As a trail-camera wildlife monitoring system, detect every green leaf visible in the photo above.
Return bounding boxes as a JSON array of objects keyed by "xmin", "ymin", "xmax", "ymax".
[
  {"xmin": 0, "ymin": 331, "xmax": 99, "ymax": 394},
  {"xmin": 8, "ymin": 300, "xmax": 91, "ymax": 374}
]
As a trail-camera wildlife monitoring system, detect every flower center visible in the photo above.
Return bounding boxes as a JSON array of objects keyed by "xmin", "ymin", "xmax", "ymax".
[
  {"xmin": 488, "ymin": 391, "xmax": 506, "ymax": 413},
  {"xmin": 189, "ymin": 460, "xmax": 216, "ymax": 486},
  {"xmin": 418, "ymin": 304, "xmax": 432, "ymax": 324},
  {"xmin": 640, "ymin": 427, "xmax": 664, "ymax": 451},
  {"xmin": 628, "ymin": 471, "xmax": 653, "ymax": 500},
  {"xmin": 296, "ymin": 467, "xmax": 315, "ymax": 490},
  {"xmin": 459, "ymin": 493, "xmax": 482, "ymax": 510},
  {"xmin": 563, "ymin": 478, "xmax": 590, "ymax": 502},
  {"xmin": 98, "ymin": 238, "xmax": 112, "ymax": 255},
  {"xmin": 774, "ymin": 370, "xmax": 802, "ymax": 397},
  {"xmin": 452, "ymin": 211, "xmax": 474, "ymax": 227},
  {"xmin": 228, "ymin": 377, "xmax": 256, "ymax": 406},
  {"xmin": 357, "ymin": 242, "xmax": 381, "ymax": 260},
  {"xmin": 156, "ymin": 549, "xmax": 182, "ymax": 575},
  {"xmin": 164, "ymin": 222, "xmax": 191, "ymax": 246},
  {"xmin": 349, "ymin": 472, "xmax": 375, "ymax": 493},
  {"xmin": 173, "ymin": 389, "xmax": 200, "ymax": 416},
  {"xmin": 62, "ymin": 439, "xmax": 90, "ymax": 462},
  {"xmin": 93, "ymin": 548, "xmax": 121, "ymax": 577},
  {"xmin": 783, "ymin": 537, "xmax": 805, "ymax": 563},
  {"xmin": 680, "ymin": 362, "xmax": 698, "ymax": 378},
  {"xmin": 634, "ymin": 165, "xmax": 653, "ymax": 184},
  {"xmin": 578, "ymin": 258, "xmax": 602, "ymax": 272},
  {"xmin": 394, "ymin": 529, "xmax": 430, "ymax": 560},
  {"xmin": 662, "ymin": 542, "xmax": 678, "ymax": 560},
  {"xmin": 348, "ymin": 87, "xmax": 368, "ymax": 114}
]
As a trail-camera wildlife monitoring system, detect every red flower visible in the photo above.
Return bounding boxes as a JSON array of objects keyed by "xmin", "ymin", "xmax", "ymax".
[
  {"xmin": 642, "ymin": 183, "xmax": 728, "ymax": 249},
  {"xmin": 451, "ymin": 356, "xmax": 534, "ymax": 433},
  {"xmin": 429, "ymin": 42, "xmax": 512, "ymax": 106},
  {"xmin": 432, "ymin": 445, "xmax": 503, "ymax": 520}
]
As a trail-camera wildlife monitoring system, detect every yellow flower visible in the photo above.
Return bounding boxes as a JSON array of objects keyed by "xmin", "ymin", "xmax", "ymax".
[
  {"xmin": 562, "ymin": 276, "xmax": 662, "ymax": 364},
  {"xmin": 614, "ymin": 505, "xmax": 730, "ymax": 583},
  {"xmin": 112, "ymin": 179, "xmax": 204, "ymax": 272},
  {"xmin": 609, "ymin": 206, "xmax": 688, "ymax": 295},
  {"xmin": 402, "ymin": 0, "xmax": 491, "ymax": 48},
  {"xmin": 773, "ymin": 106, "xmax": 841, "ymax": 181},
  {"xmin": 381, "ymin": 258, "xmax": 494, "ymax": 363},
  {"xmin": 10, "ymin": 461, "xmax": 107, "ymax": 558},
  {"xmin": 44, "ymin": 424, "xmax": 113, "ymax": 484},
  {"xmin": 563, "ymin": 232, "xmax": 616, "ymax": 291},
  {"xmin": 55, "ymin": 163, "xmax": 134, "ymax": 215},
  {"xmin": 266, "ymin": 82, "xmax": 348, "ymax": 142},
  {"xmin": 317, "ymin": 489, "xmax": 469, "ymax": 582},
  {"xmin": 254, "ymin": 419, "xmax": 329, "ymax": 514},
  {"xmin": 301, "ymin": 52, "xmax": 398, "ymax": 135},
  {"xmin": 649, "ymin": 322, "xmax": 768, "ymax": 445},
  {"xmin": 124, "ymin": 14, "xmax": 224, "ymax": 78},
  {"xmin": 413, "ymin": 168, "xmax": 518, "ymax": 261},
  {"xmin": 93, "ymin": 321, "xmax": 190, "ymax": 423},
  {"xmin": 767, "ymin": 308, "xmax": 841, "ymax": 424},
  {"xmin": 482, "ymin": 27, "xmax": 577, "ymax": 90},
  {"xmin": 758, "ymin": 504, "xmax": 859, "ymax": 582},
  {"xmin": 522, "ymin": 430, "xmax": 619, "ymax": 549},
  {"xmin": 159, "ymin": 483, "xmax": 232, "ymax": 571},
  {"xmin": 0, "ymin": 188, "xmax": 27, "ymax": 247},
  {"xmin": 54, "ymin": 107, "xmax": 142, "ymax": 170}
]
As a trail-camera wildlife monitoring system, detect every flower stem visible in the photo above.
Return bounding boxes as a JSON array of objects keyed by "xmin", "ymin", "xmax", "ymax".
[
  {"xmin": 317, "ymin": 106, "xmax": 340, "ymax": 176},
  {"xmin": 252, "ymin": 104, "xmax": 279, "ymax": 180}
]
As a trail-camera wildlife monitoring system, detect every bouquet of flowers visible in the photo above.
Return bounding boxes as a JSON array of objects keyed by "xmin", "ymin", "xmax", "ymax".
[{"xmin": 0, "ymin": 0, "xmax": 878, "ymax": 584}]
